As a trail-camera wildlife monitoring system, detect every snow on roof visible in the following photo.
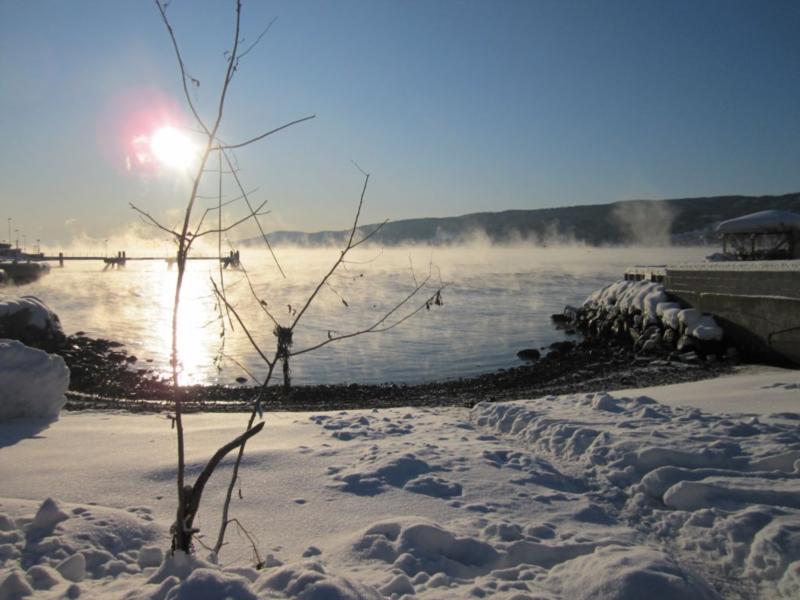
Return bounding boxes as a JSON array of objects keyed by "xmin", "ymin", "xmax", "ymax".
[{"xmin": 716, "ymin": 209, "xmax": 800, "ymax": 234}]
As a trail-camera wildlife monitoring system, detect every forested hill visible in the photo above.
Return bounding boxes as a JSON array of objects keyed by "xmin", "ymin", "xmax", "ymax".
[{"xmin": 242, "ymin": 193, "xmax": 800, "ymax": 247}]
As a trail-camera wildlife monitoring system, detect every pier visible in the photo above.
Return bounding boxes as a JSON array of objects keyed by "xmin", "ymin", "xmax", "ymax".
[{"xmin": 39, "ymin": 250, "xmax": 241, "ymax": 269}]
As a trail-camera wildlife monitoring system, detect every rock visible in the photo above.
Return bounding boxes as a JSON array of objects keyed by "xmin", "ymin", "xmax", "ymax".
[
  {"xmin": 725, "ymin": 346, "xmax": 741, "ymax": 363},
  {"xmin": 549, "ymin": 341, "xmax": 575, "ymax": 353},
  {"xmin": 0, "ymin": 297, "xmax": 64, "ymax": 347},
  {"xmin": 516, "ymin": 348, "xmax": 541, "ymax": 362},
  {"xmin": 640, "ymin": 339, "xmax": 660, "ymax": 355},
  {"xmin": 676, "ymin": 335, "xmax": 696, "ymax": 353},
  {"xmin": 679, "ymin": 351, "xmax": 703, "ymax": 365},
  {"xmin": 662, "ymin": 327, "xmax": 679, "ymax": 348},
  {"xmin": 643, "ymin": 325, "xmax": 661, "ymax": 339}
]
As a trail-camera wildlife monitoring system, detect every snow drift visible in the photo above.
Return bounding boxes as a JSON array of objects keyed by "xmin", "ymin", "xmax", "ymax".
[
  {"xmin": 0, "ymin": 339, "xmax": 69, "ymax": 421},
  {"xmin": 3, "ymin": 375, "xmax": 800, "ymax": 598}
]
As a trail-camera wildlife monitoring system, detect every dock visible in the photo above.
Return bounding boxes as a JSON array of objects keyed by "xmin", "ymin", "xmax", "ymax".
[{"xmin": 37, "ymin": 250, "xmax": 241, "ymax": 269}]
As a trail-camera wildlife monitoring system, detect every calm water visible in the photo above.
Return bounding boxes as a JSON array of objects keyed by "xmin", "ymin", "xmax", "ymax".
[{"xmin": 5, "ymin": 245, "xmax": 708, "ymax": 385}]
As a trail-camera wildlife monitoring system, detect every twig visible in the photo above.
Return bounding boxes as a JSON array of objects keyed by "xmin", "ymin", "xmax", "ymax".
[
  {"xmin": 213, "ymin": 115, "xmax": 316, "ymax": 151},
  {"xmin": 220, "ymin": 148, "xmax": 286, "ymax": 277},
  {"xmin": 211, "ymin": 279, "xmax": 274, "ymax": 368}
]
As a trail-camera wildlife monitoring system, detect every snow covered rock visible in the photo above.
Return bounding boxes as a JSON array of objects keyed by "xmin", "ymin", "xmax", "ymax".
[
  {"xmin": 0, "ymin": 339, "xmax": 69, "ymax": 421},
  {"xmin": 578, "ymin": 279, "xmax": 726, "ymax": 354},
  {"xmin": 0, "ymin": 296, "xmax": 64, "ymax": 345}
]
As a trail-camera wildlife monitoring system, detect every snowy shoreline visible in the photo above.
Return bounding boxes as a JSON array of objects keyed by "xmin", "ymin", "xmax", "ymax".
[{"xmin": 2, "ymin": 366, "xmax": 800, "ymax": 598}]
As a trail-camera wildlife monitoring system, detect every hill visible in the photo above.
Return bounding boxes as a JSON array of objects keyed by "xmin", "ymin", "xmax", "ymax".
[{"xmin": 242, "ymin": 193, "xmax": 800, "ymax": 247}]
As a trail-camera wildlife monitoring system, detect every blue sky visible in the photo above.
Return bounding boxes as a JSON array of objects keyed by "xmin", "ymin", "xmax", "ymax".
[{"xmin": 1, "ymin": 0, "xmax": 799, "ymax": 246}]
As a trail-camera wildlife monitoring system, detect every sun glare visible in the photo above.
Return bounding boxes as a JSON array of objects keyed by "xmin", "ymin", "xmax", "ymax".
[{"xmin": 149, "ymin": 126, "xmax": 196, "ymax": 170}]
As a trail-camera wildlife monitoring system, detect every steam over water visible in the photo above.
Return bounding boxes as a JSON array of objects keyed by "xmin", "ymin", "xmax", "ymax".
[{"xmin": 10, "ymin": 245, "xmax": 708, "ymax": 385}]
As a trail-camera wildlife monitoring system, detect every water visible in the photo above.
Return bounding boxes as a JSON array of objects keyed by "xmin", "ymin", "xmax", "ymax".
[{"xmin": 5, "ymin": 245, "xmax": 709, "ymax": 386}]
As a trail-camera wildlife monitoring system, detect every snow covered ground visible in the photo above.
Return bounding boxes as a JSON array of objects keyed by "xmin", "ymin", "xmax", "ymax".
[{"xmin": 1, "ymin": 366, "xmax": 799, "ymax": 598}]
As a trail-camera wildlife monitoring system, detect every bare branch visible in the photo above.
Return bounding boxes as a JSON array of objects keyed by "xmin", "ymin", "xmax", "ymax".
[
  {"xmin": 291, "ymin": 283, "xmax": 445, "ymax": 357},
  {"xmin": 290, "ymin": 172, "xmax": 370, "ymax": 329},
  {"xmin": 182, "ymin": 421, "xmax": 265, "ymax": 537},
  {"xmin": 220, "ymin": 148, "xmax": 285, "ymax": 277},
  {"xmin": 154, "ymin": 0, "xmax": 209, "ymax": 135},
  {"xmin": 194, "ymin": 201, "xmax": 270, "ymax": 239},
  {"xmin": 239, "ymin": 260, "xmax": 280, "ymax": 327},
  {"xmin": 211, "ymin": 278, "xmax": 274, "ymax": 368},
  {"xmin": 213, "ymin": 115, "xmax": 316, "ymax": 151},
  {"xmin": 237, "ymin": 17, "xmax": 277, "ymax": 61},
  {"xmin": 351, "ymin": 220, "xmax": 388, "ymax": 248},
  {"xmin": 129, "ymin": 203, "xmax": 181, "ymax": 239},
  {"xmin": 221, "ymin": 351, "xmax": 262, "ymax": 386},
  {"xmin": 196, "ymin": 187, "xmax": 259, "ymax": 202}
]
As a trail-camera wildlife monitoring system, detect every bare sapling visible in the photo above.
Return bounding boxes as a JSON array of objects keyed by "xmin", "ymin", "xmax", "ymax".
[
  {"xmin": 209, "ymin": 168, "xmax": 445, "ymax": 555},
  {"xmin": 138, "ymin": 0, "xmax": 445, "ymax": 557}
]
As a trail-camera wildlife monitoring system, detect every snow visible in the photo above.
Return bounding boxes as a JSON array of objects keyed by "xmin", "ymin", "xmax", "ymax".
[
  {"xmin": 585, "ymin": 279, "xmax": 668, "ymax": 320},
  {"xmin": 584, "ymin": 279, "xmax": 724, "ymax": 341},
  {"xmin": 2, "ymin": 367, "xmax": 800, "ymax": 598},
  {"xmin": 0, "ymin": 339, "xmax": 69, "ymax": 421},
  {"xmin": 716, "ymin": 209, "xmax": 800, "ymax": 234}
]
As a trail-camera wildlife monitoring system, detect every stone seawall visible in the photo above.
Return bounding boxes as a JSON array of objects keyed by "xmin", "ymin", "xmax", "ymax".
[{"xmin": 665, "ymin": 263, "xmax": 800, "ymax": 365}]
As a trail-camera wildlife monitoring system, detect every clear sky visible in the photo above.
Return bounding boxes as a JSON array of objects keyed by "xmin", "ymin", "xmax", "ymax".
[{"xmin": 1, "ymin": 0, "xmax": 799, "ymax": 247}]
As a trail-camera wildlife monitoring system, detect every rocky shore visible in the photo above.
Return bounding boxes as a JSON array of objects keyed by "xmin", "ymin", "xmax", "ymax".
[
  {"xmin": 45, "ymin": 330, "xmax": 734, "ymax": 413},
  {"xmin": 2, "ymin": 290, "xmax": 741, "ymax": 414}
]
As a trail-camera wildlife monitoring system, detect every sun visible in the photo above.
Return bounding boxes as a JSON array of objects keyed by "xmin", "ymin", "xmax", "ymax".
[{"xmin": 149, "ymin": 126, "xmax": 196, "ymax": 170}]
